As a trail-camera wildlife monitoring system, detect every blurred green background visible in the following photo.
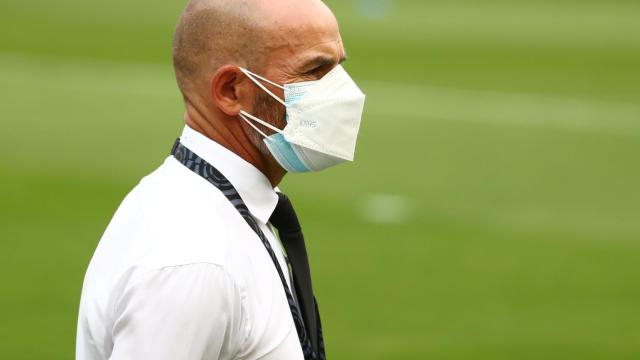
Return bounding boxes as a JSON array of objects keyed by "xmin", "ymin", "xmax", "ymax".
[{"xmin": 1, "ymin": 0, "xmax": 640, "ymax": 358}]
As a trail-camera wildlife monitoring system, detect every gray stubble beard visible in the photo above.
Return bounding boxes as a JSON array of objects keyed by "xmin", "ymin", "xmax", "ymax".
[{"xmin": 242, "ymin": 90, "xmax": 287, "ymax": 170}]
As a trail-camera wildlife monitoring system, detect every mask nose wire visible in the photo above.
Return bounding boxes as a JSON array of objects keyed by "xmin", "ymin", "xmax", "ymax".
[{"xmin": 238, "ymin": 67, "xmax": 287, "ymax": 107}]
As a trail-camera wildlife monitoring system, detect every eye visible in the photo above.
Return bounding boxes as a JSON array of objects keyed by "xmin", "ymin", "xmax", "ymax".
[
  {"xmin": 305, "ymin": 66, "xmax": 322, "ymax": 75},
  {"xmin": 305, "ymin": 65, "xmax": 329, "ymax": 79}
]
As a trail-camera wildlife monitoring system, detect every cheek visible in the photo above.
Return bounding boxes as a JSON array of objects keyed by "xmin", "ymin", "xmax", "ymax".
[
  {"xmin": 255, "ymin": 93, "xmax": 287, "ymax": 129},
  {"xmin": 274, "ymin": 104, "xmax": 287, "ymax": 128}
]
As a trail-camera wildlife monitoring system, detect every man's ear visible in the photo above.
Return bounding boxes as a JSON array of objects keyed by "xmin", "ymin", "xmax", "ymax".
[{"xmin": 211, "ymin": 65, "xmax": 249, "ymax": 116}]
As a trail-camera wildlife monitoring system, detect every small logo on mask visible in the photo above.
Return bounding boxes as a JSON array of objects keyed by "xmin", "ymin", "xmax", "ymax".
[{"xmin": 300, "ymin": 119, "xmax": 317, "ymax": 128}]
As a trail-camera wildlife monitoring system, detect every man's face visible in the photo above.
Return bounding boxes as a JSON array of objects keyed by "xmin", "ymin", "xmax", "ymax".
[{"xmin": 243, "ymin": 0, "xmax": 346, "ymax": 161}]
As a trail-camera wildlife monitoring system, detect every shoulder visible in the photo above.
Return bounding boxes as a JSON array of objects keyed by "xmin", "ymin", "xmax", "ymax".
[{"xmin": 99, "ymin": 156, "xmax": 249, "ymax": 270}]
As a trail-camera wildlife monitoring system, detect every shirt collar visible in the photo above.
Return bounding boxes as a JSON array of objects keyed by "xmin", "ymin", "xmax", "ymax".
[{"xmin": 179, "ymin": 125, "xmax": 279, "ymax": 224}]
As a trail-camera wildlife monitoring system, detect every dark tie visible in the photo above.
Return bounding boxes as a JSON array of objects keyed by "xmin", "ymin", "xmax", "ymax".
[{"xmin": 270, "ymin": 193, "xmax": 324, "ymax": 358}]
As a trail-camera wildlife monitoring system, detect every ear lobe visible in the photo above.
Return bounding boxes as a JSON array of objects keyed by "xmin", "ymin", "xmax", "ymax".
[{"xmin": 211, "ymin": 65, "xmax": 245, "ymax": 116}]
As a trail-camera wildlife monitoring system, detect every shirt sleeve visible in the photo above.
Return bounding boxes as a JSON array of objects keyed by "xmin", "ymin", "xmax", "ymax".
[{"xmin": 109, "ymin": 263, "xmax": 247, "ymax": 360}]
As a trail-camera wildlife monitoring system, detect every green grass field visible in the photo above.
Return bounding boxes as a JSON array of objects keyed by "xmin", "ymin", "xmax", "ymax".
[{"xmin": 1, "ymin": 0, "xmax": 640, "ymax": 358}]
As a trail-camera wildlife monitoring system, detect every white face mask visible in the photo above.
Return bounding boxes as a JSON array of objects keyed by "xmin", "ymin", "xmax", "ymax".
[{"xmin": 238, "ymin": 65, "xmax": 366, "ymax": 173}]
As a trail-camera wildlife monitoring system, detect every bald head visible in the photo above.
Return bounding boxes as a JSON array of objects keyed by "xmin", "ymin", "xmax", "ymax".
[
  {"xmin": 173, "ymin": 0, "xmax": 340, "ymax": 96},
  {"xmin": 173, "ymin": 0, "xmax": 264, "ymax": 95}
]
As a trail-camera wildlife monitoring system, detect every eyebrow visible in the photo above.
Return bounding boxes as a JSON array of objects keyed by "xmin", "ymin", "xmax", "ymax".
[{"xmin": 300, "ymin": 53, "xmax": 348, "ymax": 72}]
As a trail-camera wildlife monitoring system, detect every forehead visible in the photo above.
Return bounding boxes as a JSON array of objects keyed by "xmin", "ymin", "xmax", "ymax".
[{"xmin": 259, "ymin": 1, "xmax": 344, "ymax": 72}]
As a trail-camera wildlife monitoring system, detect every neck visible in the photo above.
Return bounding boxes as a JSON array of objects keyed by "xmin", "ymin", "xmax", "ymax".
[{"xmin": 183, "ymin": 103, "xmax": 286, "ymax": 187}]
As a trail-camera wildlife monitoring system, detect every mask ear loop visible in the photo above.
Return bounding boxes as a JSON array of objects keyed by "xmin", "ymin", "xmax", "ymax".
[
  {"xmin": 239, "ymin": 110, "xmax": 284, "ymax": 139},
  {"xmin": 238, "ymin": 67, "xmax": 287, "ymax": 107}
]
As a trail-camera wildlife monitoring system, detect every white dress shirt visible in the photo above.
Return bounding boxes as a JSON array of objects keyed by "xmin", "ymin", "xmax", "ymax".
[{"xmin": 76, "ymin": 125, "xmax": 303, "ymax": 360}]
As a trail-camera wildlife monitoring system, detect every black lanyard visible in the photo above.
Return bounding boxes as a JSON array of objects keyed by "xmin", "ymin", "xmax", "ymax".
[{"xmin": 171, "ymin": 139, "xmax": 323, "ymax": 360}]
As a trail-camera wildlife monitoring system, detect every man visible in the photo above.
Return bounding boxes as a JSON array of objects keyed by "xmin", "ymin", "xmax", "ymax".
[{"xmin": 76, "ymin": 0, "xmax": 365, "ymax": 359}]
